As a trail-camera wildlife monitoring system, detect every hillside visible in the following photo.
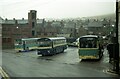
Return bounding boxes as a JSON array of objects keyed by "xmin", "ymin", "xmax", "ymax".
[{"xmin": 83, "ymin": 13, "xmax": 116, "ymax": 20}]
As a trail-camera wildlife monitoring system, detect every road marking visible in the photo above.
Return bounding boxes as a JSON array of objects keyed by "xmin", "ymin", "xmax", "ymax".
[{"xmin": 0, "ymin": 66, "xmax": 10, "ymax": 79}]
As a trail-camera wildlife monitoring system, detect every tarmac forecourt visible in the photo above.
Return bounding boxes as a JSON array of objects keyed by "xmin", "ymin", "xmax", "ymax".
[{"xmin": 0, "ymin": 66, "xmax": 10, "ymax": 79}]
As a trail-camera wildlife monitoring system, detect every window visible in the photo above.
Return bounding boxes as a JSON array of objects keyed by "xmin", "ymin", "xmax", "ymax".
[
  {"xmin": 32, "ymin": 22, "xmax": 35, "ymax": 28},
  {"xmin": 44, "ymin": 33, "xmax": 47, "ymax": 36},
  {"xmin": 2, "ymin": 38, "xmax": 11, "ymax": 43},
  {"xmin": 38, "ymin": 41, "xmax": 52, "ymax": 47},
  {"xmin": 32, "ymin": 30, "xmax": 35, "ymax": 36},
  {"xmin": 80, "ymin": 38, "xmax": 97, "ymax": 48},
  {"xmin": 32, "ymin": 13, "xmax": 35, "ymax": 19},
  {"xmin": 52, "ymin": 33, "xmax": 54, "ymax": 35}
]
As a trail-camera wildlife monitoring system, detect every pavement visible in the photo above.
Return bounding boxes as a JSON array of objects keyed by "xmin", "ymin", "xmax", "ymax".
[{"xmin": 102, "ymin": 48, "xmax": 120, "ymax": 75}]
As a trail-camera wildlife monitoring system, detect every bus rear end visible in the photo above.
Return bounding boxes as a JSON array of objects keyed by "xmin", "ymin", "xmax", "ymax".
[
  {"xmin": 37, "ymin": 38, "xmax": 53, "ymax": 56},
  {"xmin": 79, "ymin": 48, "xmax": 100, "ymax": 59},
  {"xmin": 14, "ymin": 39, "xmax": 23, "ymax": 52},
  {"xmin": 78, "ymin": 35, "xmax": 101, "ymax": 59}
]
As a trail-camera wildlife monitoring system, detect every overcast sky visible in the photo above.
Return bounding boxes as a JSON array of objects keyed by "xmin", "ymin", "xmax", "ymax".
[{"xmin": 0, "ymin": 0, "xmax": 116, "ymax": 19}]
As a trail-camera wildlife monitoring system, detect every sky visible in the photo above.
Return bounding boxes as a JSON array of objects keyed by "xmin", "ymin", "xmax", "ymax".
[{"xmin": 0, "ymin": 0, "xmax": 116, "ymax": 19}]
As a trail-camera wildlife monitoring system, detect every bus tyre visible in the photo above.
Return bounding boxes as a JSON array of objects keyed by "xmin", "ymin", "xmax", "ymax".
[
  {"xmin": 19, "ymin": 50, "xmax": 21, "ymax": 52},
  {"xmin": 62, "ymin": 49, "xmax": 64, "ymax": 53},
  {"xmin": 98, "ymin": 54, "xmax": 101, "ymax": 60},
  {"xmin": 101, "ymin": 51, "xmax": 103, "ymax": 56},
  {"xmin": 60, "ymin": 48, "xmax": 64, "ymax": 53},
  {"xmin": 27, "ymin": 47, "xmax": 29, "ymax": 51},
  {"xmin": 42, "ymin": 54, "xmax": 46, "ymax": 56}
]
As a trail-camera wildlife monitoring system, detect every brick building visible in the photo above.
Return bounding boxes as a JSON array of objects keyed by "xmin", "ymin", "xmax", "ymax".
[
  {"xmin": 2, "ymin": 10, "xmax": 35, "ymax": 49},
  {"xmin": 1, "ymin": 10, "xmax": 114, "ymax": 49},
  {"xmin": 2, "ymin": 20, "xmax": 31, "ymax": 48},
  {"xmin": 1, "ymin": 10, "xmax": 57, "ymax": 49}
]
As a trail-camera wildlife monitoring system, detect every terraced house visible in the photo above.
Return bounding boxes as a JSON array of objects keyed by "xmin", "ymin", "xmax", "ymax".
[
  {"xmin": 1, "ymin": 10, "xmax": 115, "ymax": 49},
  {"xmin": 1, "ymin": 10, "xmax": 57, "ymax": 49}
]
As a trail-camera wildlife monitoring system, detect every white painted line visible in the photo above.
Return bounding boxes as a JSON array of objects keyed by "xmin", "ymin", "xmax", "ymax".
[{"xmin": 0, "ymin": 66, "xmax": 10, "ymax": 79}]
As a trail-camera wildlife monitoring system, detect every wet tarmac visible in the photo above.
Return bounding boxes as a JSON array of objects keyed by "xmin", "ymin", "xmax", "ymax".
[{"xmin": 2, "ymin": 47, "xmax": 119, "ymax": 77}]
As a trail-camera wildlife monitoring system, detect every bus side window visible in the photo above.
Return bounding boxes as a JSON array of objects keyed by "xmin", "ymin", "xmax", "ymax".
[
  {"xmin": 51, "ymin": 41, "xmax": 53, "ymax": 47},
  {"xmin": 19, "ymin": 42, "xmax": 22, "ymax": 44}
]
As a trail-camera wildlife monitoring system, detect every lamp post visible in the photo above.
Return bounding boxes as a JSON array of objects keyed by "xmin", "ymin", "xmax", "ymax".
[
  {"xmin": 113, "ymin": 1, "xmax": 119, "ymax": 74},
  {"xmin": 74, "ymin": 23, "xmax": 76, "ymax": 38},
  {"xmin": 107, "ymin": 2, "xmax": 119, "ymax": 74}
]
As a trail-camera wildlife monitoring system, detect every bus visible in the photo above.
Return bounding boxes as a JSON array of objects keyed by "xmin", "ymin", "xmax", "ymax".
[
  {"xmin": 14, "ymin": 38, "xmax": 40, "ymax": 52},
  {"xmin": 78, "ymin": 35, "xmax": 103, "ymax": 60},
  {"xmin": 66, "ymin": 37, "xmax": 78, "ymax": 47},
  {"xmin": 37, "ymin": 37, "xmax": 67, "ymax": 56}
]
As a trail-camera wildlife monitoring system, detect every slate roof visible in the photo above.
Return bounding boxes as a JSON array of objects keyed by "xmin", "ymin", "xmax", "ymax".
[
  {"xmin": 87, "ymin": 21, "xmax": 103, "ymax": 27},
  {"xmin": 51, "ymin": 21, "xmax": 61, "ymax": 27},
  {"xmin": 0, "ymin": 17, "xmax": 4, "ymax": 24},
  {"xmin": 2, "ymin": 20, "xmax": 16, "ymax": 24},
  {"xmin": 37, "ymin": 19, "xmax": 43, "ymax": 24},
  {"xmin": 17, "ymin": 20, "xmax": 28, "ymax": 24},
  {"xmin": 1, "ymin": 18, "xmax": 43, "ymax": 24}
]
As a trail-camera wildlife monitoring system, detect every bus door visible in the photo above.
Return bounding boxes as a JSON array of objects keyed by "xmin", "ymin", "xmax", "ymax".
[{"xmin": 23, "ymin": 41, "xmax": 26, "ymax": 50}]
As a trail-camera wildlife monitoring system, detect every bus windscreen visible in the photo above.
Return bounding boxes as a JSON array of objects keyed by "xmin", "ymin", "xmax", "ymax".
[{"xmin": 80, "ymin": 37, "xmax": 97, "ymax": 48}]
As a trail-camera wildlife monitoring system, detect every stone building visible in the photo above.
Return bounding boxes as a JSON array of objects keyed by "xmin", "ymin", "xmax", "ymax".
[
  {"xmin": 77, "ymin": 26, "xmax": 87, "ymax": 37},
  {"xmin": 1, "ymin": 10, "xmax": 115, "ymax": 49}
]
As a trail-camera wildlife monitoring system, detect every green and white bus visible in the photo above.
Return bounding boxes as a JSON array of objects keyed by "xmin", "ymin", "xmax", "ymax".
[
  {"xmin": 14, "ymin": 38, "xmax": 40, "ymax": 52},
  {"xmin": 37, "ymin": 37, "xmax": 67, "ymax": 56},
  {"xmin": 78, "ymin": 35, "xmax": 103, "ymax": 60}
]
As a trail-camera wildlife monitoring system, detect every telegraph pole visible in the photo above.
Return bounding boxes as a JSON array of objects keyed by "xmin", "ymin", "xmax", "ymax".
[
  {"xmin": 115, "ymin": 1, "xmax": 119, "ymax": 74},
  {"xmin": 74, "ymin": 23, "xmax": 77, "ymax": 38}
]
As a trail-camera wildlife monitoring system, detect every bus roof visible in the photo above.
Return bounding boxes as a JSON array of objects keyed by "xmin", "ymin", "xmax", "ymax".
[
  {"xmin": 37, "ymin": 37, "xmax": 66, "ymax": 41},
  {"xmin": 80, "ymin": 35, "xmax": 98, "ymax": 38},
  {"xmin": 49, "ymin": 37, "xmax": 66, "ymax": 40},
  {"xmin": 22, "ymin": 38, "xmax": 40, "ymax": 41}
]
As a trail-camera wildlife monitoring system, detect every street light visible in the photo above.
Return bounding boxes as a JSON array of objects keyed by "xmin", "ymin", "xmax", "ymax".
[
  {"xmin": 112, "ymin": 24, "xmax": 115, "ymax": 27},
  {"xmin": 110, "ymin": 32, "xmax": 112, "ymax": 34},
  {"xmin": 16, "ymin": 26, "xmax": 19, "ymax": 29}
]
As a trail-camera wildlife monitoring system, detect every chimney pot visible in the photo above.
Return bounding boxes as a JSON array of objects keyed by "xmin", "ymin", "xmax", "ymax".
[
  {"xmin": 5, "ymin": 18, "xmax": 8, "ymax": 20},
  {"xmin": 13, "ymin": 18, "xmax": 15, "ymax": 20}
]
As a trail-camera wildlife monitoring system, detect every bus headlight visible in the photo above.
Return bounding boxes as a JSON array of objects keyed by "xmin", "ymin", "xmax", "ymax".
[
  {"xmin": 15, "ymin": 44, "xmax": 19, "ymax": 45},
  {"xmin": 47, "ymin": 50, "xmax": 50, "ymax": 53}
]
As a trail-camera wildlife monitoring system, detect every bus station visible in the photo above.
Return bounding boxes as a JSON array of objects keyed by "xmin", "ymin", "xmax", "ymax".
[{"xmin": 0, "ymin": 0, "xmax": 120, "ymax": 78}]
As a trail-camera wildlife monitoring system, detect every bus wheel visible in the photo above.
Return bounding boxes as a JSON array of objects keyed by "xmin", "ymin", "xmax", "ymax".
[
  {"xmin": 42, "ymin": 54, "xmax": 46, "ymax": 56},
  {"xmin": 27, "ymin": 47, "xmax": 29, "ymax": 51},
  {"xmin": 62, "ymin": 49, "xmax": 64, "ymax": 53},
  {"xmin": 98, "ymin": 54, "xmax": 101, "ymax": 60},
  {"xmin": 18, "ymin": 50, "xmax": 21, "ymax": 52},
  {"xmin": 61, "ymin": 48, "xmax": 64, "ymax": 53}
]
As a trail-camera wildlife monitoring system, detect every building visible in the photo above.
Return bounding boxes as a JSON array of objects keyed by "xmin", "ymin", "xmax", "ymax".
[
  {"xmin": 0, "ymin": 17, "xmax": 2, "ymax": 49},
  {"xmin": 1, "ymin": 10, "xmax": 57, "ymax": 49},
  {"xmin": 2, "ymin": 10, "xmax": 39, "ymax": 49},
  {"xmin": 1, "ymin": 10, "xmax": 115, "ymax": 49}
]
